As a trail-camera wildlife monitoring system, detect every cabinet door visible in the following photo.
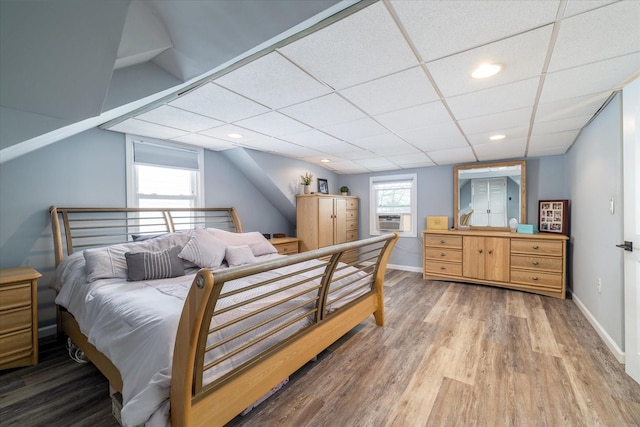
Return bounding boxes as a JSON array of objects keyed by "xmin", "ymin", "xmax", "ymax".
[
  {"xmin": 463, "ymin": 236, "xmax": 485, "ymax": 279},
  {"xmin": 485, "ymin": 237, "xmax": 510, "ymax": 282},
  {"xmin": 334, "ymin": 198, "xmax": 347, "ymax": 244},
  {"xmin": 318, "ymin": 198, "xmax": 335, "ymax": 248}
]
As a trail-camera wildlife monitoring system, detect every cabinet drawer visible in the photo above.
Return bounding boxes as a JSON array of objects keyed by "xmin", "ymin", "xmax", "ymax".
[
  {"xmin": 275, "ymin": 242, "xmax": 298, "ymax": 255},
  {"xmin": 0, "ymin": 283, "xmax": 31, "ymax": 310},
  {"xmin": 424, "ymin": 247, "xmax": 462, "ymax": 262},
  {"xmin": 511, "ymin": 269, "xmax": 562, "ymax": 289},
  {"xmin": 346, "ymin": 199, "xmax": 358, "ymax": 210},
  {"xmin": 425, "ymin": 260, "xmax": 462, "ymax": 277},
  {"xmin": 0, "ymin": 329, "xmax": 32, "ymax": 362},
  {"xmin": 346, "ymin": 220, "xmax": 358, "ymax": 231},
  {"xmin": 0, "ymin": 306, "xmax": 31, "ymax": 334},
  {"xmin": 511, "ymin": 255, "xmax": 562, "ymax": 272},
  {"xmin": 346, "ymin": 210, "xmax": 357, "ymax": 220},
  {"xmin": 511, "ymin": 240, "xmax": 563, "ymax": 256},
  {"xmin": 424, "ymin": 235, "xmax": 462, "ymax": 249},
  {"xmin": 346, "ymin": 230, "xmax": 358, "ymax": 241}
]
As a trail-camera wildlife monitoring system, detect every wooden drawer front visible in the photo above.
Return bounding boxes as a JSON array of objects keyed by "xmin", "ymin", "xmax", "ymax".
[
  {"xmin": 346, "ymin": 220, "xmax": 358, "ymax": 231},
  {"xmin": 424, "ymin": 247, "xmax": 462, "ymax": 262},
  {"xmin": 275, "ymin": 242, "xmax": 298, "ymax": 255},
  {"xmin": 424, "ymin": 235, "xmax": 462, "ymax": 249},
  {"xmin": 0, "ymin": 306, "xmax": 31, "ymax": 335},
  {"xmin": 511, "ymin": 240, "xmax": 563, "ymax": 256},
  {"xmin": 346, "ymin": 199, "xmax": 358, "ymax": 210},
  {"xmin": 346, "ymin": 230, "xmax": 358, "ymax": 241},
  {"xmin": 342, "ymin": 249, "xmax": 359, "ymax": 263},
  {"xmin": 511, "ymin": 269, "xmax": 563, "ymax": 289},
  {"xmin": 0, "ymin": 283, "xmax": 31, "ymax": 310},
  {"xmin": 425, "ymin": 260, "xmax": 462, "ymax": 277},
  {"xmin": 0, "ymin": 329, "xmax": 32, "ymax": 362},
  {"xmin": 346, "ymin": 209, "xmax": 357, "ymax": 220},
  {"xmin": 511, "ymin": 255, "xmax": 562, "ymax": 272}
]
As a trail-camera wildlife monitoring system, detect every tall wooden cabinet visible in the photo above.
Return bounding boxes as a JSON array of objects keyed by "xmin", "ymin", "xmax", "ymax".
[
  {"xmin": 423, "ymin": 229, "xmax": 568, "ymax": 299},
  {"xmin": 296, "ymin": 194, "xmax": 358, "ymax": 262}
]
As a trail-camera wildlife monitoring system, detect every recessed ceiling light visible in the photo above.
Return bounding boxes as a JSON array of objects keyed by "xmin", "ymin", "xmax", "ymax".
[
  {"xmin": 227, "ymin": 133, "xmax": 243, "ymax": 139},
  {"xmin": 471, "ymin": 63, "xmax": 502, "ymax": 79},
  {"xmin": 320, "ymin": 159, "xmax": 331, "ymax": 163},
  {"xmin": 489, "ymin": 134, "xmax": 506, "ymax": 141}
]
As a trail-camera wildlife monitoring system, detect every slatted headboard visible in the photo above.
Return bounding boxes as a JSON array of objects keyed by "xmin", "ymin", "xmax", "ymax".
[{"xmin": 49, "ymin": 206, "xmax": 242, "ymax": 266}]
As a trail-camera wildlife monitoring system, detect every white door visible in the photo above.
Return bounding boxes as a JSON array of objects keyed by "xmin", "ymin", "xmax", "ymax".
[
  {"xmin": 622, "ymin": 78, "xmax": 639, "ymax": 384},
  {"xmin": 472, "ymin": 179, "xmax": 489, "ymax": 226},
  {"xmin": 488, "ymin": 178, "xmax": 507, "ymax": 227}
]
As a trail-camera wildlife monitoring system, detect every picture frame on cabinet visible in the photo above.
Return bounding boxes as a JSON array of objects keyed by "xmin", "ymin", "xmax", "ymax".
[
  {"xmin": 318, "ymin": 178, "xmax": 329, "ymax": 194},
  {"xmin": 538, "ymin": 199, "xmax": 569, "ymax": 235}
]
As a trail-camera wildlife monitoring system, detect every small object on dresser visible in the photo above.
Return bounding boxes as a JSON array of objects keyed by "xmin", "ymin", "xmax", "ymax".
[
  {"xmin": 273, "ymin": 233, "xmax": 285, "ymax": 238},
  {"xmin": 262, "ymin": 233, "xmax": 271, "ymax": 239},
  {"xmin": 426, "ymin": 216, "xmax": 448, "ymax": 230},
  {"xmin": 517, "ymin": 224, "xmax": 538, "ymax": 234}
]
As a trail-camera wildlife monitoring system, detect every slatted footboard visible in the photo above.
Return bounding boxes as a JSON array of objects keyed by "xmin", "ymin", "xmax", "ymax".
[{"xmin": 171, "ymin": 233, "xmax": 398, "ymax": 426}]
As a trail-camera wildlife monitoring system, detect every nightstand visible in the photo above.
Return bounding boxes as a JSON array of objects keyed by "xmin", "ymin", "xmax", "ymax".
[
  {"xmin": 270, "ymin": 237, "xmax": 300, "ymax": 255},
  {"xmin": 0, "ymin": 267, "xmax": 41, "ymax": 369}
]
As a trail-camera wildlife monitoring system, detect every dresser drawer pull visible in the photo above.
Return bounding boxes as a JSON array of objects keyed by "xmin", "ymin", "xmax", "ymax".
[
  {"xmin": 440, "ymin": 253, "xmax": 446, "ymax": 257},
  {"xmin": 532, "ymin": 245, "xmax": 539, "ymax": 249},
  {"xmin": 488, "ymin": 249, "xmax": 493, "ymax": 254},
  {"xmin": 440, "ymin": 240, "xmax": 446, "ymax": 244},
  {"xmin": 532, "ymin": 261, "xmax": 539, "ymax": 265},
  {"xmin": 532, "ymin": 276, "xmax": 539, "ymax": 281},
  {"xmin": 440, "ymin": 266, "xmax": 446, "ymax": 270},
  {"xmin": 478, "ymin": 249, "xmax": 483, "ymax": 254}
]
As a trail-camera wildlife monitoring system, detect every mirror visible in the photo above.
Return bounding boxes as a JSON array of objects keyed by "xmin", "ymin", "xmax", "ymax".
[{"xmin": 454, "ymin": 160, "xmax": 526, "ymax": 230}]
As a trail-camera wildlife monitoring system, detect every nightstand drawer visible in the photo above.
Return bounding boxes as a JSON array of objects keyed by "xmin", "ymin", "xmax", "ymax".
[
  {"xmin": 0, "ymin": 306, "xmax": 31, "ymax": 334},
  {"xmin": 0, "ymin": 283, "xmax": 31, "ymax": 310},
  {"xmin": 0, "ymin": 329, "xmax": 32, "ymax": 365},
  {"xmin": 276, "ymin": 242, "xmax": 298, "ymax": 255}
]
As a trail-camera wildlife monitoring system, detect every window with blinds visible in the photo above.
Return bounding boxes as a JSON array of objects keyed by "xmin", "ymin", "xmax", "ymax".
[{"xmin": 369, "ymin": 173, "xmax": 417, "ymax": 237}]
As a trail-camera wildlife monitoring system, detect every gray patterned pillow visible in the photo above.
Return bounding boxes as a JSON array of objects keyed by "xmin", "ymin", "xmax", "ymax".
[{"xmin": 125, "ymin": 246, "xmax": 185, "ymax": 281}]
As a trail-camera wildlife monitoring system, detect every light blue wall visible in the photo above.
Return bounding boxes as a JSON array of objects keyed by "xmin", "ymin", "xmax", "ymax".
[{"xmin": 567, "ymin": 93, "xmax": 624, "ymax": 349}]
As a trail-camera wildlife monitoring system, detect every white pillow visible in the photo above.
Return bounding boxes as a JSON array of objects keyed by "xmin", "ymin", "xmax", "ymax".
[
  {"xmin": 225, "ymin": 245, "xmax": 257, "ymax": 267},
  {"xmin": 179, "ymin": 228, "xmax": 227, "ymax": 268},
  {"xmin": 207, "ymin": 229, "xmax": 277, "ymax": 256}
]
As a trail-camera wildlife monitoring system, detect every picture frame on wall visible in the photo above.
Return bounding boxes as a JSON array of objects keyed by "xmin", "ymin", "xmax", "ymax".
[
  {"xmin": 318, "ymin": 178, "xmax": 329, "ymax": 194},
  {"xmin": 538, "ymin": 199, "xmax": 569, "ymax": 235}
]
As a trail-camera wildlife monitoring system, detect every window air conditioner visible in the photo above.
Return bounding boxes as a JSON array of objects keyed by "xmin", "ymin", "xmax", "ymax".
[{"xmin": 377, "ymin": 214, "xmax": 402, "ymax": 231}]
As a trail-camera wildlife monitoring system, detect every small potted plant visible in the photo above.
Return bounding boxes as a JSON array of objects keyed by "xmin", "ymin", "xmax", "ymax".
[
  {"xmin": 300, "ymin": 172, "xmax": 313, "ymax": 194},
  {"xmin": 340, "ymin": 185, "xmax": 349, "ymax": 196}
]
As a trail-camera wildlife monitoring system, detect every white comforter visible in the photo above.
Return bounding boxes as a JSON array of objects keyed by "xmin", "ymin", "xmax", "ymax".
[{"xmin": 54, "ymin": 253, "xmax": 369, "ymax": 427}]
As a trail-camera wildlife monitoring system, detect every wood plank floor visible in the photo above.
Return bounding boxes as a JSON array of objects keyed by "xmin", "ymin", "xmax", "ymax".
[{"xmin": 1, "ymin": 270, "xmax": 639, "ymax": 426}]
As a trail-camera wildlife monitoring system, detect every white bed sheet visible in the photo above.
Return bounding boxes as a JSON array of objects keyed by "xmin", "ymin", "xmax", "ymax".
[{"xmin": 54, "ymin": 253, "xmax": 371, "ymax": 427}]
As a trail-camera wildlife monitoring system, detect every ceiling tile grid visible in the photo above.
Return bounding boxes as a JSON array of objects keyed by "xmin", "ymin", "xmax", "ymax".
[{"xmin": 104, "ymin": 0, "xmax": 640, "ymax": 174}]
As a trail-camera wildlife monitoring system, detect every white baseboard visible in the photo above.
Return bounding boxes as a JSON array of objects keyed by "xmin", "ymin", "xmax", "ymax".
[
  {"xmin": 39, "ymin": 324, "xmax": 57, "ymax": 338},
  {"xmin": 386, "ymin": 263, "xmax": 422, "ymax": 273},
  {"xmin": 572, "ymin": 293, "xmax": 625, "ymax": 364}
]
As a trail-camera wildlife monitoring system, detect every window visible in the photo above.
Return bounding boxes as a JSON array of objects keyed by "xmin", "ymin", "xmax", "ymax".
[
  {"xmin": 369, "ymin": 174, "xmax": 417, "ymax": 237},
  {"xmin": 126, "ymin": 136, "xmax": 204, "ymax": 224}
]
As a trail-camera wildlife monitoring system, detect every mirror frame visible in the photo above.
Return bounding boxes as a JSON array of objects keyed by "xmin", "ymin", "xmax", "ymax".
[{"xmin": 453, "ymin": 160, "xmax": 527, "ymax": 230}]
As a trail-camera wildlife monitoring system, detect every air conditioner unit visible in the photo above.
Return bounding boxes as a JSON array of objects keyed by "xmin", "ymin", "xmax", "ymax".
[{"xmin": 377, "ymin": 214, "xmax": 402, "ymax": 231}]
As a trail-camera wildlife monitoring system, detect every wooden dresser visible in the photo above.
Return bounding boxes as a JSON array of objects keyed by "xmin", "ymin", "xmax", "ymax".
[
  {"xmin": 269, "ymin": 237, "xmax": 300, "ymax": 255},
  {"xmin": 296, "ymin": 194, "xmax": 359, "ymax": 262},
  {"xmin": 0, "ymin": 266, "xmax": 41, "ymax": 369},
  {"xmin": 423, "ymin": 229, "xmax": 568, "ymax": 299}
]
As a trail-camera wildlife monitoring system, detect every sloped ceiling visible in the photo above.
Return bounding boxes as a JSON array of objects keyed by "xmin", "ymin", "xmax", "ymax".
[{"xmin": 1, "ymin": 0, "xmax": 638, "ymax": 172}]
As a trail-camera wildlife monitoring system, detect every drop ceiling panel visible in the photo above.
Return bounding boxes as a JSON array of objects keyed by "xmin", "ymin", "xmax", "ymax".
[
  {"xmin": 213, "ymin": 52, "xmax": 331, "ymax": 109},
  {"xmin": 374, "ymin": 101, "xmax": 452, "ymax": 133},
  {"xmin": 329, "ymin": 149, "xmax": 380, "ymax": 161},
  {"xmin": 531, "ymin": 114, "xmax": 593, "ymax": 136},
  {"xmin": 529, "ymin": 129, "xmax": 580, "ymax": 151},
  {"xmin": 279, "ymin": 129, "xmax": 344, "ymax": 147},
  {"xmin": 540, "ymin": 53, "xmax": 640, "ymax": 104},
  {"xmin": 548, "ymin": 1, "xmax": 640, "ymax": 72},
  {"xmin": 315, "ymin": 141, "xmax": 363, "ymax": 154},
  {"xmin": 474, "ymin": 138, "xmax": 527, "ymax": 161},
  {"xmin": 269, "ymin": 143, "xmax": 325, "ymax": 158},
  {"xmin": 200, "ymin": 124, "xmax": 269, "ymax": 143},
  {"xmin": 279, "ymin": 93, "xmax": 367, "ymax": 128},
  {"xmin": 324, "ymin": 160, "xmax": 370, "ymax": 174},
  {"xmin": 353, "ymin": 134, "xmax": 421, "ymax": 156},
  {"xmin": 458, "ymin": 107, "xmax": 532, "ymax": 136},
  {"xmin": 427, "ymin": 146, "xmax": 477, "ymax": 165},
  {"xmin": 391, "ymin": 0, "xmax": 558, "ymax": 61},
  {"xmin": 171, "ymin": 133, "xmax": 236, "ymax": 150},
  {"xmin": 427, "ymin": 25, "xmax": 552, "ymax": 97},
  {"xmin": 136, "ymin": 105, "xmax": 223, "ymax": 131},
  {"xmin": 279, "ymin": 2, "xmax": 418, "ymax": 89},
  {"xmin": 169, "ymin": 82, "xmax": 269, "ymax": 122},
  {"xmin": 446, "ymin": 78, "xmax": 540, "ymax": 120},
  {"xmin": 535, "ymin": 91, "xmax": 610, "ymax": 122},
  {"xmin": 386, "ymin": 152, "xmax": 435, "ymax": 168},
  {"xmin": 321, "ymin": 117, "xmax": 389, "ymax": 141},
  {"xmin": 355, "ymin": 157, "xmax": 400, "ymax": 171},
  {"xmin": 563, "ymin": 0, "xmax": 616, "ymax": 17},
  {"xmin": 109, "ymin": 118, "xmax": 189, "ymax": 140},
  {"xmin": 234, "ymin": 111, "xmax": 311, "ymax": 136},
  {"xmin": 396, "ymin": 120, "xmax": 468, "ymax": 152},
  {"xmin": 338, "ymin": 67, "xmax": 439, "ymax": 116},
  {"xmin": 467, "ymin": 126, "xmax": 529, "ymax": 146}
]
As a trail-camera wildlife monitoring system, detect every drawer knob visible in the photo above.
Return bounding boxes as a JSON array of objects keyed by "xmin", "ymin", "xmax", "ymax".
[
  {"xmin": 440, "ymin": 266, "xmax": 446, "ymax": 270},
  {"xmin": 440, "ymin": 240, "xmax": 446, "ymax": 244},
  {"xmin": 488, "ymin": 249, "xmax": 493, "ymax": 254},
  {"xmin": 441, "ymin": 253, "xmax": 446, "ymax": 257},
  {"xmin": 479, "ymin": 249, "xmax": 483, "ymax": 254},
  {"xmin": 532, "ymin": 245, "xmax": 539, "ymax": 249},
  {"xmin": 532, "ymin": 276, "xmax": 539, "ymax": 281},
  {"xmin": 532, "ymin": 261, "xmax": 539, "ymax": 265}
]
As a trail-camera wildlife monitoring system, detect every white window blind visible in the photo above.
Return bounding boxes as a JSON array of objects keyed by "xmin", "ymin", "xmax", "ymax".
[{"xmin": 369, "ymin": 174, "xmax": 417, "ymax": 237}]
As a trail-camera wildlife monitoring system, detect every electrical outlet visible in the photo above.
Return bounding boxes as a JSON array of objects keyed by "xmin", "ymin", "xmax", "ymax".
[{"xmin": 597, "ymin": 278, "xmax": 602, "ymax": 293}]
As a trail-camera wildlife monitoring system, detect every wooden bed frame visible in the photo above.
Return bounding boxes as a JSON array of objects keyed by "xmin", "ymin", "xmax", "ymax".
[{"xmin": 49, "ymin": 206, "xmax": 398, "ymax": 426}]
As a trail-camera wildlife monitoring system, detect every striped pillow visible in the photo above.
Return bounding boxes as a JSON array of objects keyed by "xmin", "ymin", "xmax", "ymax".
[{"xmin": 125, "ymin": 246, "xmax": 185, "ymax": 281}]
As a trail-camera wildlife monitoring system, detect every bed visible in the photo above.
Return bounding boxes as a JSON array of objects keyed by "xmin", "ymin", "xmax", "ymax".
[{"xmin": 49, "ymin": 206, "xmax": 398, "ymax": 427}]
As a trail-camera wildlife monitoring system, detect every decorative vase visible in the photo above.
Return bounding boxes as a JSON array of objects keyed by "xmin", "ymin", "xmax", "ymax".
[
  {"xmin": 341, "ymin": 192, "xmax": 348, "ymax": 196},
  {"xmin": 303, "ymin": 185, "xmax": 310, "ymax": 194}
]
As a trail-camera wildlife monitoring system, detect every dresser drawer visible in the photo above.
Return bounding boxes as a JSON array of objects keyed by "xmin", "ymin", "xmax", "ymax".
[
  {"xmin": 511, "ymin": 240, "xmax": 563, "ymax": 256},
  {"xmin": 0, "ymin": 329, "xmax": 32, "ymax": 363},
  {"xmin": 275, "ymin": 242, "xmax": 298, "ymax": 255},
  {"xmin": 0, "ymin": 306, "xmax": 31, "ymax": 335},
  {"xmin": 346, "ymin": 220, "xmax": 358, "ymax": 231},
  {"xmin": 346, "ymin": 199, "xmax": 358, "ymax": 210},
  {"xmin": 511, "ymin": 255, "xmax": 563, "ymax": 272},
  {"xmin": 346, "ymin": 209, "xmax": 357, "ymax": 220},
  {"xmin": 511, "ymin": 269, "xmax": 563, "ymax": 289},
  {"xmin": 346, "ymin": 230, "xmax": 358, "ymax": 241},
  {"xmin": 425, "ymin": 260, "xmax": 462, "ymax": 277},
  {"xmin": 0, "ymin": 283, "xmax": 31, "ymax": 310},
  {"xmin": 424, "ymin": 247, "xmax": 462, "ymax": 262},
  {"xmin": 424, "ymin": 235, "xmax": 462, "ymax": 249}
]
